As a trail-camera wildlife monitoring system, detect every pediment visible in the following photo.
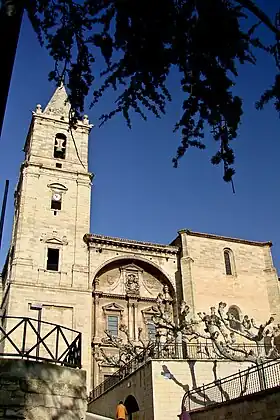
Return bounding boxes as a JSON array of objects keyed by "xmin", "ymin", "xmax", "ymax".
[
  {"xmin": 45, "ymin": 238, "xmax": 63, "ymax": 245},
  {"xmin": 44, "ymin": 237, "xmax": 68, "ymax": 245},
  {"xmin": 142, "ymin": 306, "xmax": 159, "ymax": 316},
  {"xmin": 121, "ymin": 263, "xmax": 142, "ymax": 272},
  {"xmin": 102, "ymin": 303, "xmax": 124, "ymax": 312},
  {"xmin": 47, "ymin": 183, "xmax": 68, "ymax": 192}
]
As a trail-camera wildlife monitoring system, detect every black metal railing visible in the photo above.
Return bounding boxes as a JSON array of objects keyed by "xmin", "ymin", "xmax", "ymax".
[
  {"xmin": 89, "ymin": 341, "xmax": 271, "ymax": 402},
  {"xmin": 0, "ymin": 316, "xmax": 81, "ymax": 368},
  {"xmin": 89, "ymin": 348, "xmax": 150, "ymax": 402},
  {"xmin": 182, "ymin": 359, "xmax": 280, "ymax": 412},
  {"xmin": 149, "ymin": 341, "xmax": 269, "ymax": 360}
]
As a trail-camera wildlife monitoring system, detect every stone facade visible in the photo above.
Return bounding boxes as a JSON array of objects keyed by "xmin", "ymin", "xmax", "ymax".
[
  {"xmin": 88, "ymin": 359, "xmax": 252, "ymax": 419},
  {"xmin": 88, "ymin": 361, "xmax": 154, "ymax": 420},
  {"xmin": 175, "ymin": 230, "xmax": 280, "ymax": 321},
  {"xmin": 0, "ymin": 358, "xmax": 87, "ymax": 420},
  {"xmin": 1, "ymin": 86, "xmax": 280, "ymax": 394}
]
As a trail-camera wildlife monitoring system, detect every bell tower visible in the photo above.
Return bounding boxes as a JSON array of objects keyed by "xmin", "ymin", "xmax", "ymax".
[
  {"xmin": 1, "ymin": 85, "xmax": 93, "ymax": 385},
  {"xmin": 8, "ymin": 84, "xmax": 93, "ymax": 286}
]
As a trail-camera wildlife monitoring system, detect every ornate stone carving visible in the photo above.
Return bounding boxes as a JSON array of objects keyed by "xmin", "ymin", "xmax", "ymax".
[
  {"xmin": 125, "ymin": 272, "xmax": 140, "ymax": 296},
  {"xmin": 47, "ymin": 183, "xmax": 68, "ymax": 192},
  {"xmin": 142, "ymin": 272, "xmax": 160, "ymax": 294},
  {"xmin": 93, "ymin": 277, "xmax": 100, "ymax": 288},
  {"xmin": 107, "ymin": 275, "xmax": 115, "ymax": 285},
  {"xmin": 35, "ymin": 104, "xmax": 42, "ymax": 113},
  {"xmin": 162, "ymin": 284, "xmax": 172, "ymax": 303},
  {"xmin": 102, "ymin": 302, "xmax": 124, "ymax": 313},
  {"xmin": 39, "ymin": 231, "xmax": 68, "ymax": 245}
]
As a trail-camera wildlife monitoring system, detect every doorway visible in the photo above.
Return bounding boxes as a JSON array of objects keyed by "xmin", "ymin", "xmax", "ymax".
[{"xmin": 124, "ymin": 395, "xmax": 140, "ymax": 420}]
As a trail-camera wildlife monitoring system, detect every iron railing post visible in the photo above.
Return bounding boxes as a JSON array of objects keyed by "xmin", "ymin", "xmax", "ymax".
[
  {"xmin": 256, "ymin": 361, "xmax": 266, "ymax": 391},
  {"xmin": 21, "ymin": 318, "xmax": 27, "ymax": 358},
  {"xmin": 78, "ymin": 332, "xmax": 82, "ymax": 368},
  {"xmin": 220, "ymin": 380, "xmax": 223, "ymax": 403},
  {"xmin": 55, "ymin": 325, "xmax": 60, "ymax": 362},
  {"xmin": 238, "ymin": 369, "xmax": 242, "ymax": 396},
  {"xmin": 202, "ymin": 384, "xmax": 206, "ymax": 407},
  {"xmin": 260, "ymin": 362, "xmax": 266, "ymax": 391},
  {"xmin": 36, "ymin": 308, "xmax": 42, "ymax": 359}
]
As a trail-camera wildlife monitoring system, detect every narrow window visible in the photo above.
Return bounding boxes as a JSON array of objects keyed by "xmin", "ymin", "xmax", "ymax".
[
  {"xmin": 53, "ymin": 133, "xmax": 66, "ymax": 159},
  {"xmin": 224, "ymin": 249, "xmax": 232, "ymax": 275},
  {"xmin": 107, "ymin": 315, "xmax": 118, "ymax": 336},
  {"xmin": 47, "ymin": 248, "xmax": 59, "ymax": 271},
  {"xmin": 147, "ymin": 321, "xmax": 156, "ymax": 341},
  {"xmin": 51, "ymin": 192, "xmax": 62, "ymax": 211},
  {"xmin": 228, "ymin": 306, "xmax": 241, "ymax": 331}
]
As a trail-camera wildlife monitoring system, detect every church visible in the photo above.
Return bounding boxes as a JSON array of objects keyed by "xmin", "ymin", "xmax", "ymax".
[{"xmin": 1, "ymin": 85, "xmax": 280, "ymax": 392}]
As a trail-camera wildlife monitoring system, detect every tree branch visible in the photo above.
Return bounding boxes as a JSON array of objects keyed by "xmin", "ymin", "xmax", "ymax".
[{"xmin": 235, "ymin": 0, "xmax": 280, "ymax": 37}]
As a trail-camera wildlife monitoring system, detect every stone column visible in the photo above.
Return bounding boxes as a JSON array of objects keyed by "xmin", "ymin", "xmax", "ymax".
[
  {"xmin": 92, "ymin": 291, "xmax": 101, "ymax": 388},
  {"xmin": 134, "ymin": 301, "xmax": 139, "ymax": 341},
  {"xmin": 127, "ymin": 299, "xmax": 132, "ymax": 338},
  {"xmin": 178, "ymin": 230, "xmax": 196, "ymax": 316},
  {"xmin": 92, "ymin": 290, "xmax": 100, "ymax": 339},
  {"xmin": 263, "ymin": 245, "xmax": 280, "ymax": 322}
]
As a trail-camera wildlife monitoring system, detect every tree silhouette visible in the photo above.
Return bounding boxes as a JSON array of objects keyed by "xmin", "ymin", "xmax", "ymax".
[
  {"xmin": 94, "ymin": 292, "xmax": 280, "ymax": 368},
  {"xmin": 15, "ymin": 0, "xmax": 280, "ymax": 181},
  {"xmin": 153, "ymin": 297, "xmax": 280, "ymax": 364},
  {"xmin": 93, "ymin": 324, "xmax": 155, "ymax": 367}
]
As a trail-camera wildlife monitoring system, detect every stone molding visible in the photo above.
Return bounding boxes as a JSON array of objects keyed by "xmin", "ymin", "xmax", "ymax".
[
  {"xmin": 178, "ymin": 229, "xmax": 272, "ymax": 247},
  {"xmin": 84, "ymin": 234, "xmax": 179, "ymax": 255},
  {"xmin": 92, "ymin": 291, "xmax": 158, "ymax": 303},
  {"xmin": 102, "ymin": 302, "xmax": 125, "ymax": 313}
]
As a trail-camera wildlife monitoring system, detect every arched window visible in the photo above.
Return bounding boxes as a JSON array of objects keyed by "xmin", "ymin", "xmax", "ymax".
[
  {"xmin": 53, "ymin": 133, "xmax": 67, "ymax": 159},
  {"xmin": 228, "ymin": 306, "xmax": 241, "ymax": 331},
  {"xmin": 224, "ymin": 249, "xmax": 233, "ymax": 275}
]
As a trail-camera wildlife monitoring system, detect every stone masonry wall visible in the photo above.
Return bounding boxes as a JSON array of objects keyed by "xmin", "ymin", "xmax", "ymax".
[
  {"xmin": 190, "ymin": 386, "xmax": 280, "ymax": 420},
  {"xmin": 0, "ymin": 359, "xmax": 87, "ymax": 420},
  {"xmin": 180, "ymin": 231, "xmax": 280, "ymax": 323},
  {"xmin": 151, "ymin": 359, "xmax": 251, "ymax": 420},
  {"xmin": 88, "ymin": 359, "xmax": 252, "ymax": 420},
  {"xmin": 88, "ymin": 361, "xmax": 154, "ymax": 420}
]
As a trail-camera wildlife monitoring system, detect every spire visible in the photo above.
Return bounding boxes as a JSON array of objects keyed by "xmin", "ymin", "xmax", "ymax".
[{"xmin": 43, "ymin": 84, "xmax": 71, "ymax": 119}]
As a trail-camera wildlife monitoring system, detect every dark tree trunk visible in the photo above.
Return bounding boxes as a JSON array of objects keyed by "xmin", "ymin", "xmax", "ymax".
[{"xmin": 0, "ymin": 1, "xmax": 23, "ymax": 137}]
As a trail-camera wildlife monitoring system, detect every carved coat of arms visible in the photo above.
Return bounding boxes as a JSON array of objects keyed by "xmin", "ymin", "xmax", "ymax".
[{"xmin": 125, "ymin": 272, "xmax": 140, "ymax": 296}]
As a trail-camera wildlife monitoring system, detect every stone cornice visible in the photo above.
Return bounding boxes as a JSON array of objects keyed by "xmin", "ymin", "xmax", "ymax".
[
  {"xmin": 23, "ymin": 161, "xmax": 93, "ymax": 180},
  {"xmin": 177, "ymin": 229, "xmax": 272, "ymax": 247},
  {"xmin": 32, "ymin": 112, "xmax": 93, "ymax": 131},
  {"xmin": 84, "ymin": 234, "xmax": 179, "ymax": 255},
  {"xmin": 92, "ymin": 291, "xmax": 158, "ymax": 303}
]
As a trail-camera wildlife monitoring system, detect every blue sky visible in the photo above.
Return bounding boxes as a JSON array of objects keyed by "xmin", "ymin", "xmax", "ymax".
[{"xmin": 1, "ymin": 2, "xmax": 280, "ymax": 272}]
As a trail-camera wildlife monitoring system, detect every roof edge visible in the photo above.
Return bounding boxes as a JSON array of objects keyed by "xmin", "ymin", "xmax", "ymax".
[
  {"xmin": 83, "ymin": 233, "xmax": 179, "ymax": 253},
  {"xmin": 178, "ymin": 229, "xmax": 272, "ymax": 247}
]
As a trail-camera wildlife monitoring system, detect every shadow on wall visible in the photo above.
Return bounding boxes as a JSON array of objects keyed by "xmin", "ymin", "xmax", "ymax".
[
  {"xmin": 161, "ymin": 361, "xmax": 233, "ymax": 408},
  {"xmin": 0, "ymin": 358, "xmax": 87, "ymax": 420}
]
